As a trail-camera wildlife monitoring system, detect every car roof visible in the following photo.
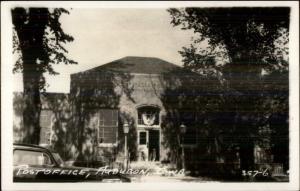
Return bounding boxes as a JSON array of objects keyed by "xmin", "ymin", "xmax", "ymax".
[{"xmin": 13, "ymin": 143, "xmax": 50, "ymax": 151}]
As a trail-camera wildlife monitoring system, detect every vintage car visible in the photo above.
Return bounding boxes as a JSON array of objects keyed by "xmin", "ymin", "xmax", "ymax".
[{"xmin": 13, "ymin": 143, "xmax": 130, "ymax": 182}]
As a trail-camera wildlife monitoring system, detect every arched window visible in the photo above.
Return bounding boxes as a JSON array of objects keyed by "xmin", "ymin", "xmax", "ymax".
[{"xmin": 137, "ymin": 106, "xmax": 160, "ymax": 126}]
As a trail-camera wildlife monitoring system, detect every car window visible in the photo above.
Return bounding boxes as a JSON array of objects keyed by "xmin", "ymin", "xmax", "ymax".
[
  {"xmin": 14, "ymin": 149, "xmax": 53, "ymax": 166},
  {"xmin": 52, "ymin": 152, "xmax": 64, "ymax": 166}
]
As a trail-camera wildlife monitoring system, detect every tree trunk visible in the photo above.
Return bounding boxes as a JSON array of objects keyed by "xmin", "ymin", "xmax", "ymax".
[
  {"xmin": 22, "ymin": 62, "xmax": 41, "ymax": 144},
  {"xmin": 12, "ymin": 8, "xmax": 49, "ymax": 144}
]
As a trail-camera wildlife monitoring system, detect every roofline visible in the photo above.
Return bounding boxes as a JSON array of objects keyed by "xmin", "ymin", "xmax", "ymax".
[
  {"xmin": 13, "ymin": 92, "xmax": 69, "ymax": 96},
  {"xmin": 13, "ymin": 143, "xmax": 48, "ymax": 150},
  {"xmin": 70, "ymin": 56, "xmax": 183, "ymax": 76}
]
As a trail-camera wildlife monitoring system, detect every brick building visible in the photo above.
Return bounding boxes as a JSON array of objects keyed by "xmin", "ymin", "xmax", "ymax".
[{"xmin": 13, "ymin": 56, "xmax": 276, "ymax": 174}]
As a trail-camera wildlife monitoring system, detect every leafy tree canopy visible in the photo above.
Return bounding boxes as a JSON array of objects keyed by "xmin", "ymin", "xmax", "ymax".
[
  {"xmin": 168, "ymin": 8, "xmax": 289, "ymax": 76},
  {"xmin": 12, "ymin": 7, "xmax": 77, "ymax": 144},
  {"xmin": 168, "ymin": 7, "xmax": 290, "ymax": 171},
  {"xmin": 12, "ymin": 8, "xmax": 77, "ymax": 90}
]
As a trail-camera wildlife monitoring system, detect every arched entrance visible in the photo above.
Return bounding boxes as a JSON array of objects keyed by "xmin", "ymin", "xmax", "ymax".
[{"xmin": 136, "ymin": 105, "xmax": 160, "ymax": 161}]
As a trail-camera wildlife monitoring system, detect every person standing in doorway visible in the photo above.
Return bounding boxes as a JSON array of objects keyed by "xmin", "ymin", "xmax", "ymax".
[{"xmin": 150, "ymin": 148, "xmax": 156, "ymax": 161}]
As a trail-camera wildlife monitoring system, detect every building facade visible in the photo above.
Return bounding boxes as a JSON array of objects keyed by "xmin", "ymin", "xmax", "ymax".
[
  {"xmin": 13, "ymin": 56, "xmax": 276, "ymax": 174},
  {"xmin": 68, "ymin": 56, "xmax": 193, "ymax": 164}
]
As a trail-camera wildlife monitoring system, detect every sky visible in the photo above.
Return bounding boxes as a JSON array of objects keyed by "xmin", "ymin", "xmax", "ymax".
[{"xmin": 13, "ymin": 8, "xmax": 194, "ymax": 93}]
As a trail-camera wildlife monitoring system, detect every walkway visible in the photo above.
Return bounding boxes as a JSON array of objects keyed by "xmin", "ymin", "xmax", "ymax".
[{"xmin": 127, "ymin": 161, "xmax": 217, "ymax": 182}]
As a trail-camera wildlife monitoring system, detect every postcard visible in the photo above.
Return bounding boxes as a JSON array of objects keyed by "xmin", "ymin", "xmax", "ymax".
[{"xmin": 1, "ymin": 1, "xmax": 299, "ymax": 191}]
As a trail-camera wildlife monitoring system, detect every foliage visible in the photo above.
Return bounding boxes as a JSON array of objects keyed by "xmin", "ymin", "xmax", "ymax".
[
  {"xmin": 12, "ymin": 7, "xmax": 76, "ymax": 144},
  {"xmin": 168, "ymin": 7, "xmax": 290, "ymax": 171},
  {"xmin": 12, "ymin": 8, "xmax": 77, "ymax": 90}
]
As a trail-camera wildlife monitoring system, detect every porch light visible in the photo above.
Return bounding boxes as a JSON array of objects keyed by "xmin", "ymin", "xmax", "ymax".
[
  {"xmin": 180, "ymin": 123, "xmax": 186, "ymax": 171},
  {"xmin": 123, "ymin": 122, "xmax": 129, "ymax": 169},
  {"xmin": 180, "ymin": 123, "xmax": 187, "ymax": 134},
  {"xmin": 123, "ymin": 122, "xmax": 129, "ymax": 134}
]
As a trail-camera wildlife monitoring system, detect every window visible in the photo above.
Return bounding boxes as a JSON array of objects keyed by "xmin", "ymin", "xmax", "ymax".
[
  {"xmin": 180, "ymin": 110, "xmax": 199, "ymax": 126},
  {"xmin": 97, "ymin": 109, "xmax": 118, "ymax": 144},
  {"xmin": 139, "ymin": 132, "xmax": 147, "ymax": 145},
  {"xmin": 137, "ymin": 106, "xmax": 160, "ymax": 126},
  {"xmin": 40, "ymin": 110, "xmax": 53, "ymax": 144},
  {"xmin": 99, "ymin": 109, "xmax": 118, "ymax": 126},
  {"xmin": 52, "ymin": 152, "xmax": 64, "ymax": 167},
  {"xmin": 13, "ymin": 150, "xmax": 53, "ymax": 166},
  {"xmin": 40, "ymin": 110, "xmax": 52, "ymax": 128},
  {"xmin": 180, "ymin": 127, "xmax": 198, "ymax": 145},
  {"xmin": 183, "ymin": 128, "xmax": 197, "ymax": 145},
  {"xmin": 40, "ymin": 128, "xmax": 52, "ymax": 144}
]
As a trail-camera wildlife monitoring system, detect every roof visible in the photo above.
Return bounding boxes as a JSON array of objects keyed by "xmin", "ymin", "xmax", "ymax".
[
  {"xmin": 14, "ymin": 92, "xmax": 68, "ymax": 97},
  {"xmin": 13, "ymin": 143, "xmax": 59, "ymax": 153},
  {"xmin": 75, "ymin": 56, "xmax": 183, "ymax": 75},
  {"xmin": 13, "ymin": 143, "xmax": 50, "ymax": 151}
]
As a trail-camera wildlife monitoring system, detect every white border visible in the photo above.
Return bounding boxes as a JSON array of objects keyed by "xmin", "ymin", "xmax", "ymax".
[{"xmin": 1, "ymin": 1, "xmax": 299, "ymax": 191}]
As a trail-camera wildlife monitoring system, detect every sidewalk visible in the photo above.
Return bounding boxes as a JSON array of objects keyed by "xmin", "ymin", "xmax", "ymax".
[
  {"xmin": 131, "ymin": 174, "xmax": 217, "ymax": 182},
  {"xmin": 128, "ymin": 161, "xmax": 218, "ymax": 183}
]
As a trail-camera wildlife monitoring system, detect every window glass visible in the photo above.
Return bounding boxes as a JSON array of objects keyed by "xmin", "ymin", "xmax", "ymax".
[
  {"xmin": 52, "ymin": 152, "xmax": 64, "ymax": 166},
  {"xmin": 183, "ymin": 128, "xmax": 197, "ymax": 145},
  {"xmin": 99, "ymin": 109, "xmax": 118, "ymax": 127},
  {"xmin": 40, "ymin": 110, "xmax": 52, "ymax": 128},
  {"xmin": 97, "ymin": 109, "xmax": 118, "ymax": 143},
  {"xmin": 139, "ymin": 132, "xmax": 147, "ymax": 145},
  {"xmin": 85, "ymin": 109, "xmax": 118, "ymax": 144},
  {"xmin": 40, "ymin": 110, "xmax": 53, "ymax": 144},
  {"xmin": 13, "ymin": 149, "xmax": 53, "ymax": 166}
]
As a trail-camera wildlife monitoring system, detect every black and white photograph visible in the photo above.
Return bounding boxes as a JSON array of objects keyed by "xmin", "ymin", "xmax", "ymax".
[{"xmin": 1, "ymin": 1, "xmax": 299, "ymax": 191}]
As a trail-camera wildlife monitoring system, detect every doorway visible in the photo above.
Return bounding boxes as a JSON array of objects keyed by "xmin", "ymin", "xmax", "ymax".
[{"xmin": 148, "ymin": 130, "xmax": 160, "ymax": 161}]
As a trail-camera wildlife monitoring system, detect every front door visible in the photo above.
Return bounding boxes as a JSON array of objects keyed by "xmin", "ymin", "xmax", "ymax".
[
  {"xmin": 148, "ymin": 130, "xmax": 160, "ymax": 161},
  {"xmin": 138, "ymin": 131, "xmax": 148, "ymax": 161}
]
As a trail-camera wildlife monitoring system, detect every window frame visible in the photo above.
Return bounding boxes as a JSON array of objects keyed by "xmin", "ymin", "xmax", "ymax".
[
  {"xmin": 13, "ymin": 149, "xmax": 55, "ymax": 167},
  {"xmin": 39, "ymin": 109, "xmax": 53, "ymax": 144},
  {"xmin": 39, "ymin": 109, "xmax": 53, "ymax": 128},
  {"xmin": 94, "ymin": 109, "xmax": 119, "ymax": 147},
  {"xmin": 181, "ymin": 127, "xmax": 198, "ymax": 147},
  {"xmin": 139, "ymin": 131, "xmax": 147, "ymax": 145}
]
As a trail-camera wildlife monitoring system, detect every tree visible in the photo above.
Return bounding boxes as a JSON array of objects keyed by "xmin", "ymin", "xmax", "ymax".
[
  {"xmin": 12, "ymin": 8, "xmax": 77, "ymax": 144},
  {"xmin": 168, "ymin": 7, "xmax": 289, "ymax": 172}
]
